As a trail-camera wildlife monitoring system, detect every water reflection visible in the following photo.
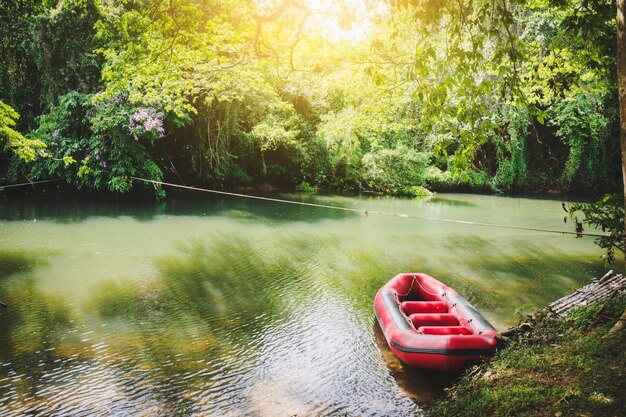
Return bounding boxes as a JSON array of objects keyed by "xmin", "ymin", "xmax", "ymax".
[
  {"xmin": 435, "ymin": 236, "xmax": 614, "ymax": 315},
  {"xmin": 0, "ymin": 193, "xmax": 355, "ymax": 224},
  {"xmin": 0, "ymin": 250, "xmax": 49, "ymax": 281},
  {"xmin": 372, "ymin": 323, "xmax": 456, "ymax": 405},
  {"xmin": 0, "ymin": 278, "xmax": 80, "ymax": 416},
  {"xmin": 84, "ymin": 239, "xmax": 422, "ymax": 416},
  {"xmin": 430, "ymin": 197, "xmax": 478, "ymax": 207},
  {"xmin": 0, "ymin": 193, "xmax": 620, "ymax": 416}
]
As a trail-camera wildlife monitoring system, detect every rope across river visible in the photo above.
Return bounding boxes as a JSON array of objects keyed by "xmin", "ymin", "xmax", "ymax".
[
  {"xmin": 0, "ymin": 178, "xmax": 61, "ymax": 191},
  {"xmin": 129, "ymin": 176, "xmax": 610, "ymax": 238}
]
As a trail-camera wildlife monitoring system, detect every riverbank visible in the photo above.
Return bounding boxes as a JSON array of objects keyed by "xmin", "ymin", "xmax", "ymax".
[
  {"xmin": 0, "ymin": 174, "xmax": 613, "ymax": 202},
  {"xmin": 429, "ymin": 294, "xmax": 626, "ymax": 417}
]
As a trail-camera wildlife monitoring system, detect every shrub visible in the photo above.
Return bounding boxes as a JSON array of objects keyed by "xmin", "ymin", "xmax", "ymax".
[
  {"xmin": 295, "ymin": 181, "xmax": 317, "ymax": 192},
  {"xmin": 550, "ymin": 93, "xmax": 612, "ymax": 189},
  {"xmin": 425, "ymin": 166, "xmax": 491, "ymax": 192},
  {"xmin": 18, "ymin": 91, "xmax": 175, "ymax": 195},
  {"xmin": 361, "ymin": 145, "xmax": 430, "ymax": 195}
]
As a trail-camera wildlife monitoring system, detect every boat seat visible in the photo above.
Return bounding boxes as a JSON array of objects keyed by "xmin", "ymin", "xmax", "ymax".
[
  {"xmin": 402, "ymin": 301, "xmax": 447, "ymax": 315},
  {"xmin": 418, "ymin": 326, "xmax": 472, "ymax": 335},
  {"xmin": 410, "ymin": 313, "xmax": 459, "ymax": 328}
]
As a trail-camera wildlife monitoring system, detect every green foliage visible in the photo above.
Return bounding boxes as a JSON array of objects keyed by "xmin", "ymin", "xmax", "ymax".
[
  {"xmin": 94, "ymin": 0, "xmax": 266, "ymax": 117},
  {"xmin": 252, "ymin": 111, "xmax": 302, "ymax": 152},
  {"xmin": 407, "ymin": 185, "xmax": 433, "ymax": 197},
  {"xmin": 361, "ymin": 145, "xmax": 429, "ymax": 195},
  {"xmin": 295, "ymin": 181, "xmax": 317, "ymax": 192},
  {"xmin": 550, "ymin": 93, "xmax": 612, "ymax": 188},
  {"xmin": 0, "ymin": 101, "xmax": 46, "ymax": 162},
  {"xmin": 0, "ymin": 0, "xmax": 623, "ymax": 197},
  {"xmin": 566, "ymin": 194, "xmax": 625, "ymax": 264},
  {"xmin": 15, "ymin": 90, "xmax": 169, "ymax": 195},
  {"xmin": 566, "ymin": 294, "xmax": 626, "ymax": 331},
  {"xmin": 22, "ymin": 91, "xmax": 92, "ymax": 184},
  {"xmin": 514, "ymin": 302, "xmax": 536, "ymax": 321},
  {"xmin": 425, "ymin": 166, "xmax": 490, "ymax": 192},
  {"xmin": 316, "ymin": 106, "xmax": 367, "ymax": 191},
  {"xmin": 489, "ymin": 105, "xmax": 530, "ymax": 192},
  {"xmin": 296, "ymin": 181, "xmax": 317, "ymax": 193},
  {"xmin": 467, "ymin": 170, "xmax": 490, "ymax": 189},
  {"xmin": 0, "ymin": 0, "xmax": 51, "ymax": 128},
  {"xmin": 292, "ymin": 135, "xmax": 332, "ymax": 189},
  {"xmin": 31, "ymin": 0, "xmax": 102, "ymax": 110}
]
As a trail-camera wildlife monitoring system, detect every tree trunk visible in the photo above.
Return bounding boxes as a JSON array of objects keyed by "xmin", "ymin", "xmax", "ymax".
[{"xmin": 612, "ymin": 0, "xmax": 626, "ymax": 336}]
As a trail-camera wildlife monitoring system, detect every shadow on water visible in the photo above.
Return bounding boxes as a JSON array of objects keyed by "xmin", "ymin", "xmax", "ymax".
[
  {"xmin": 79, "ymin": 237, "xmax": 332, "ymax": 415},
  {"xmin": 440, "ymin": 236, "xmax": 621, "ymax": 301},
  {"xmin": 78, "ymin": 237, "xmax": 429, "ymax": 416},
  {"xmin": 0, "ymin": 246, "xmax": 284, "ymax": 416},
  {"xmin": 372, "ymin": 322, "xmax": 457, "ymax": 405},
  {"xmin": 0, "ymin": 250, "xmax": 103, "ymax": 415},
  {"xmin": 0, "ymin": 250, "xmax": 50, "ymax": 281},
  {"xmin": 429, "ymin": 196, "xmax": 478, "ymax": 207},
  {"xmin": 0, "ymin": 279, "xmax": 79, "ymax": 405},
  {"xmin": 323, "ymin": 242, "xmax": 493, "ymax": 314},
  {"xmin": 0, "ymin": 193, "xmax": 355, "ymax": 224},
  {"xmin": 90, "ymin": 237, "xmax": 311, "ymax": 324}
]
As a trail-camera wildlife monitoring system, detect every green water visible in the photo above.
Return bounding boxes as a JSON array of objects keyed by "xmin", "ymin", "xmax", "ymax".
[{"xmin": 0, "ymin": 192, "xmax": 618, "ymax": 416}]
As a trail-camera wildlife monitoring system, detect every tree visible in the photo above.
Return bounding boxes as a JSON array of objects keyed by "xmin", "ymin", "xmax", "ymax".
[
  {"xmin": 1, "ymin": 0, "xmax": 623, "ymax": 198},
  {"xmin": 0, "ymin": 101, "xmax": 45, "ymax": 162},
  {"xmin": 0, "ymin": 0, "xmax": 53, "ymax": 129},
  {"xmin": 610, "ymin": 0, "xmax": 626, "ymax": 334},
  {"xmin": 568, "ymin": 0, "xmax": 626, "ymax": 336}
]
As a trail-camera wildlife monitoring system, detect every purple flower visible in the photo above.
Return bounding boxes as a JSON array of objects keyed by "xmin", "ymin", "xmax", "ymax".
[
  {"xmin": 101, "ymin": 162, "xmax": 107, "ymax": 168},
  {"xmin": 129, "ymin": 107, "xmax": 166, "ymax": 139},
  {"xmin": 52, "ymin": 130, "xmax": 59, "ymax": 139},
  {"xmin": 144, "ymin": 119, "xmax": 156, "ymax": 131}
]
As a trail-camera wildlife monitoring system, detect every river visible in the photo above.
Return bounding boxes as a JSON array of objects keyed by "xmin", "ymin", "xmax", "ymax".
[{"xmin": 0, "ymin": 192, "xmax": 618, "ymax": 416}]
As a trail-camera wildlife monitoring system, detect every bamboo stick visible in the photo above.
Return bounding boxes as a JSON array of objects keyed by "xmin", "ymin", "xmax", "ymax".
[{"xmin": 547, "ymin": 272, "xmax": 626, "ymax": 317}]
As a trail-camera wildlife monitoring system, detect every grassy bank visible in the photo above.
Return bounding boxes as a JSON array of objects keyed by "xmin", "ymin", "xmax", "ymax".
[{"xmin": 430, "ymin": 295, "xmax": 626, "ymax": 417}]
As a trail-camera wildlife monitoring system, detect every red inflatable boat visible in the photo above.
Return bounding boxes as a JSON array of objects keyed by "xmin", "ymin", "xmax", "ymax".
[{"xmin": 374, "ymin": 273, "xmax": 498, "ymax": 372}]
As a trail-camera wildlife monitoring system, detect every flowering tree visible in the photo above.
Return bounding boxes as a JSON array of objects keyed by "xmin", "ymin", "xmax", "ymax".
[{"xmin": 129, "ymin": 108, "xmax": 165, "ymax": 142}]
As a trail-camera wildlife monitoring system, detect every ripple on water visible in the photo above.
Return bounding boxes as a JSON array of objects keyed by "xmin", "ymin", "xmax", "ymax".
[{"xmin": 1, "ymin": 193, "xmax": 614, "ymax": 416}]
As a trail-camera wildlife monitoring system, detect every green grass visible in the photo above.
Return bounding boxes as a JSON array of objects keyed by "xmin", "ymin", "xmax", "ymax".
[{"xmin": 429, "ymin": 295, "xmax": 626, "ymax": 417}]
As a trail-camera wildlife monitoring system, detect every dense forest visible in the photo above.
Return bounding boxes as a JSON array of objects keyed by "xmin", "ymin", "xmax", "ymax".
[{"xmin": 0, "ymin": 0, "xmax": 621, "ymax": 197}]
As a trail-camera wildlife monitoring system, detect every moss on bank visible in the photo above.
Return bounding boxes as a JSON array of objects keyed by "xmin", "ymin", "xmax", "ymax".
[{"xmin": 429, "ymin": 295, "xmax": 626, "ymax": 417}]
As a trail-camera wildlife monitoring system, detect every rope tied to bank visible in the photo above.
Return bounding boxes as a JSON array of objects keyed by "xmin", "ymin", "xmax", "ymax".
[{"xmin": 130, "ymin": 176, "xmax": 611, "ymax": 239}]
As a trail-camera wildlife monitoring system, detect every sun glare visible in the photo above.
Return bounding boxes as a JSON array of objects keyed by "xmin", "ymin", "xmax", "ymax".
[
  {"xmin": 307, "ymin": 0, "xmax": 385, "ymax": 42},
  {"xmin": 255, "ymin": 0, "xmax": 385, "ymax": 43}
]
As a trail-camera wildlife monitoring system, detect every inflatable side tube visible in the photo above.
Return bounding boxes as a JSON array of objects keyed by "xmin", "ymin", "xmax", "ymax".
[
  {"xmin": 381, "ymin": 289, "xmax": 411, "ymax": 331},
  {"xmin": 448, "ymin": 293, "xmax": 495, "ymax": 332}
]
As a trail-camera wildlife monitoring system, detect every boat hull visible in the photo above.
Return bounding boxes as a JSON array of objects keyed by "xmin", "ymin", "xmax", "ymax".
[{"xmin": 374, "ymin": 273, "xmax": 498, "ymax": 372}]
